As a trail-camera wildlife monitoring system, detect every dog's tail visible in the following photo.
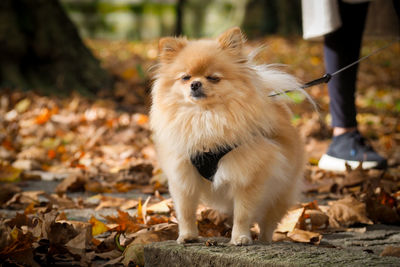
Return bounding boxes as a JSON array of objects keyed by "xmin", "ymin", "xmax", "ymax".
[{"xmin": 252, "ymin": 62, "xmax": 318, "ymax": 111}]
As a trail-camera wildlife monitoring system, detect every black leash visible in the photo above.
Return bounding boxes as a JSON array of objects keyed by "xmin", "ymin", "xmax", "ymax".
[{"xmin": 269, "ymin": 41, "xmax": 396, "ymax": 97}]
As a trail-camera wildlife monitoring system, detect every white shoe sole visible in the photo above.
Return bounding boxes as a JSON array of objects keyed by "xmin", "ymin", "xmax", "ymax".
[{"xmin": 318, "ymin": 154, "xmax": 379, "ymax": 172}]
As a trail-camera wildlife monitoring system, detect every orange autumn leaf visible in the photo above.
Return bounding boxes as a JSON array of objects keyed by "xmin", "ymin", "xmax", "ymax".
[
  {"xmin": 35, "ymin": 106, "xmax": 58, "ymax": 125},
  {"xmin": 47, "ymin": 149, "xmax": 56, "ymax": 159},
  {"xmin": 146, "ymin": 214, "xmax": 170, "ymax": 226},
  {"xmin": 0, "ymin": 228, "xmax": 34, "ymax": 257},
  {"xmin": 379, "ymin": 191, "xmax": 396, "ymax": 208},
  {"xmin": 89, "ymin": 216, "xmax": 109, "ymax": 236},
  {"xmin": 24, "ymin": 202, "xmax": 35, "ymax": 215},
  {"xmin": 106, "ymin": 118, "xmax": 117, "ymax": 128},
  {"xmin": 135, "ymin": 114, "xmax": 149, "ymax": 125},
  {"xmin": 114, "ymin": 182, "xmax": 134, "ymax": 193},
  {"xmin": 35, "ymin": 108, "xmax": 51, "ymax": 124},
  {"xmin": 2, "ymin": 139, "xmax": 14, "ymax": 151},
  {"xmin": 57, "ymin": 145, "xmax": 66, "ymax": 154},
  {"xmin": 91, "ymin": 238, "xmax": 101, "ymax": 246},
  {"xmin": 104, "ymin": 210, "xmax": 143, "ymax": 233}
]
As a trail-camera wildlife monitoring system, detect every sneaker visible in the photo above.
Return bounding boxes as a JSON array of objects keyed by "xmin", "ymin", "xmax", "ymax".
[{"xmin": 318, "ymin": 130, "xmax": 387, "ymax": 171}]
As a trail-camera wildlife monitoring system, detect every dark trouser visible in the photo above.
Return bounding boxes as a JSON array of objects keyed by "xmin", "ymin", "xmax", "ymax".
[{"xmin": 324, "ymin": 1, "xmax": 369, "ymax": 128}]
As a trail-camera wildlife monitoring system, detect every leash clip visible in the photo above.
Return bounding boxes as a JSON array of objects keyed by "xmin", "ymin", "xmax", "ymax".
[{"xmin": 301, "ymin": 73, "xmax": 331, "ymax": 89}]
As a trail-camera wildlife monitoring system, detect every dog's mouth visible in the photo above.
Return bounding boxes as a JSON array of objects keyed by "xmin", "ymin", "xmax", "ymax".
[{"xmin": 190, "ymin": 90, "xmax": 207, "ymax": 100}]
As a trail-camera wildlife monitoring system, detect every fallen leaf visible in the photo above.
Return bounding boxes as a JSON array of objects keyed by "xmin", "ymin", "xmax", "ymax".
[
  {"xmin": 122, "ymin": 243, "xmax": 144, "ymax": 266},
  {"xmin": 64, "ymin": 220, "xmax": 92, "ymax": 250},
  {"xmin": 89, "ymin": 216, "xmax": 109, "ymax": 237},
  {"xmin": 287, "ymin": 229, "xmax": 322, "ymax": 244},
  {"xmin": 300, "ymin": 209, "xmax": 329, "ymax": 231},
  {"xmin": 6, "ymin": 191, "xmax": 44, "ymax": 209},
  {"xmin": 327, "ymin": 196, "xmax": 373, "ymax": 228},
  {"xmin": 43, "ymin": 193, "xmax": 78, "ymax": 209},
  {"xmin": 276, "ymin": 208, "xmax": 306, "ymax": 233},
  {"xmin": 0, "ymin": 183, "xmax": 21, "ymax": 205},
  {"xmin": 131, "ymin": 223, "xmax": 178, "ymax": 244},
  {"xmin": 147, "ymin": 198, "xmax": 172, "ymax": 214},
  {"xmin": 197, "ymin": 208, "xmax": 230, "ymax": 237},
  {"xmin": 104, "ymin": 210, "xmax": 144, "ymax": 233},
  {"xmin": 12, "ymin": 159, "xmax": 40, "ymax": 171},
  {"xmin": 365, "ymin": 190, "xmax": 400, "ymax": 224},
  {"xmin": 380, "ymin": 246, "xmax": 400, "ymax": 258},
  {"xmin": 201, "ymin": 208, "xmax": 228, "ymax": 226},
  {"xmin": 55, "ymin": 174, "xmax": 86, "ymax": 194},
  {"xmin": 95, "ymin": 195, "xmax": 138, "ymax": 211},
  {"xmin": 15, "ymin": 98, "xmax": 31, "ymax": 113},
  {"xmin": 0, "ymin": 164, "xmax": 22, "ymax": 182},
  {"xmin": 133, "ymin": 113, "xmax": 149, "ymax": 125}
]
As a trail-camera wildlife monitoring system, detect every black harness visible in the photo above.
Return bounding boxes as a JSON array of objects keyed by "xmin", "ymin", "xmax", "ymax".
[{"xmin": 190, "ymin": 146, "xmax": 235, "ymax": 182}]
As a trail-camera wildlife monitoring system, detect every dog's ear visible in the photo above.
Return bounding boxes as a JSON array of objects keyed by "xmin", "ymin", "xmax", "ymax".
[
  {"xmin": 158, "ymin": 37, "xmax": 187, "ymax": 63},
  {"xmin": 217, "ymin": 27, "xmax": 245, "ymax": 53}
]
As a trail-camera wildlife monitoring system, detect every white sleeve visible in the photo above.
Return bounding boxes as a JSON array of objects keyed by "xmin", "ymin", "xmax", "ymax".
[{"xmin": 301, "ymin": 0, "xmax": 342, "ymax": 40}]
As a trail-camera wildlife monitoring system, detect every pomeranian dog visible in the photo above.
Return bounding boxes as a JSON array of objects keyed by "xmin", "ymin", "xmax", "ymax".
[{"xmin": 150, "ymin": 27, "xmax": 305, "ymax": 245}]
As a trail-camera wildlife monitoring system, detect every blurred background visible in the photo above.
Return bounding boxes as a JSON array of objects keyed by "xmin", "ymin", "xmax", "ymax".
[{"xmin": 0, "ymin": 0, "xmax": 398, "ymax": 96}]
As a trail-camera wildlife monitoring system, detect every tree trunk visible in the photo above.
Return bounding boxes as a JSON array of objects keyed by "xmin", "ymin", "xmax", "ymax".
[
  {"xmin": 0, "ymin": 0, "xmax": 112, "ymax": 95},
  {"xmin": 175, "ymin": 0, "xmax": 185, "ymax": 36}
]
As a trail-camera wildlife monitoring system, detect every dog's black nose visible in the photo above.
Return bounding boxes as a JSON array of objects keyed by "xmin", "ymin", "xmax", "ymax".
[{"xmin": 191, "ymin": 81, "xmax": 202, "ymax": 91}]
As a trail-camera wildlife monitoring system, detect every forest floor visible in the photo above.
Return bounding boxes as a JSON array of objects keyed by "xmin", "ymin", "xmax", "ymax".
[{"xmin": 0, "ymin": 36, "xmax": 399, "ymax": 266}]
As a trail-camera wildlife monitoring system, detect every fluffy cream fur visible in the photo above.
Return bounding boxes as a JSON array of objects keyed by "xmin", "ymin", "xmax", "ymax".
[{"xmin": 150, "ymin": 27, "xmax": 305, "ymax": 245}]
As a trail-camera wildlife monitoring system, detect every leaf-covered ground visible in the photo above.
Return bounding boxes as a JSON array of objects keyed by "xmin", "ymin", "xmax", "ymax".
[{"xmin": 0, "ymin": 37, "xmax": 399, "ymax": 266}]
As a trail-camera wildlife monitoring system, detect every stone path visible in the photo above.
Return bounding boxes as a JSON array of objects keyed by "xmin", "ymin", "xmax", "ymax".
[{"xmin": 144, "ymin": 227, "xmax": 400, "ymax": 267}]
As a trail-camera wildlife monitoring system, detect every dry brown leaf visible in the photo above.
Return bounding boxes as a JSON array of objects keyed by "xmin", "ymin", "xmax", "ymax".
[
  {"xmin": 95, "ymin": 195, "xmax": 138, "ymax": 211},
  {"xmin": 287, "ymin": 228, "xmax": 322, "ymax": 244},
  {"xmin": 327, "ymin": 195, "xmax": 373, "ymax": 228},
  {"xmin": 0, "ymin": 234, "xmax": 38, "ymax": 267},
  {"xmin": 276, "ymin": 208, "xmax": 304, "ymax": 233},
  {"xmin": 380, "ymin": 246, "xmax": 400, "ymax": 258},
  {"xmin": 0, "ymin": 163, "xmax": 22, "ymax": 182},
  {"xmin": 0, "ymin": 183, "xmax": 21, "ymax": 205},
  {"xmin": 43, "ymin": 193, "xmax": 78, "ymax": 209},
  {"xmin": 201, "ymin": 208, "xmax": 228, "ymax": 226},
  {"xmin": 122, "ymin": 243, "xmax": 144, "ymax": 266},
  {"xmin": 276, "ymin": 201, "xmax": 328, "ymax": 233},
  {"xmin": 55, "ymin": 174, "xmax": 86, "ymax": 194},
  {"xmin": 5, "ymin": 191, "xmax": 44, "ymax": 209},
  {"xmin": 365, "ymin": 190, "xmax": 400, "ymax": 224},
  {"xmin": 64, "ymin": 221, "xmax": 92, "ymax": 250},
  {"xmin": 147, "ymin": 198, "xmax": 172, "ymax": 214},
  {"xmin": 340, "ymin": 164, "xmax": 371, "ymax": 190},
  {"xmin": 119, "ymin": 163, "xmax": 154, "ymax": 185},
  {"xmin": 301, "ymin": 209, "xmax": 329, "ymax": 231},
  {"xmin": 197, "ymin": 208, "xmax": 230, "ymax": 237},
  {"xmin": 131, "ymin": 223, "xmax": 178, "ymax": 244},
  {"xmin": 272, "ymin": 231, "xmax": 289, "ymax": 242}
]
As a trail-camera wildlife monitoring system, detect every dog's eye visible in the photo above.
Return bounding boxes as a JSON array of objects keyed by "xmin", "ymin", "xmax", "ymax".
[
  {"xmin": 206, "ymin": 76, "xmax": 220, "ymax": 83},
  {"xmin": 182, "ymin": 75, "xmax": 191, "ymax": 81}
]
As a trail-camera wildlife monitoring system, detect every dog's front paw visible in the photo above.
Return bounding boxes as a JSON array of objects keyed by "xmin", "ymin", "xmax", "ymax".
[
  {"xmin": 230, "ymin": 235, "xmax": 252, "ymax": 246},
  {"xmin": 177, "ymin": 233, "xmax": 199, "ymax": 244}
]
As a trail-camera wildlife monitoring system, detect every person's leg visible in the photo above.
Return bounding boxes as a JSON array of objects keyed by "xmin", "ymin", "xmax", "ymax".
[
  {"xmin": 319, "ymin": 1, "xmax": 387, "ymax": 171},
  {"xmin": 324, "ymin": 0, "xmax": 369, "ymax": 133}
]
